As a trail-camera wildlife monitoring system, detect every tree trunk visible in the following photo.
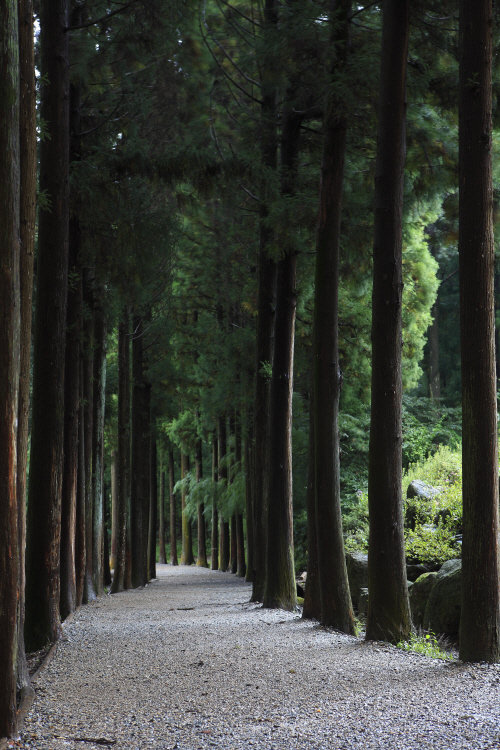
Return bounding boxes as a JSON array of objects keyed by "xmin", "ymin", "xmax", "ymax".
[
  {"xmin": 25, "ymin": 0, "xmax": 70, "ymax": 651},
  {"xmin": 59, "ymin": 250, "xmax": 82, "ymax": 620},
  {"xmin": 366, "ymin": 0, "xmax": 411, "ymax": 644},
  {"xmin": 0, "ymin": 1, "xmax": 20, "ymax": 735},
  {"xmin": 82, "ymin": 272, "xmax": 95, "ymax": 604},
  {"xmin": 75, "ymin": 368, "xmax": 86, "ymax": 606},
  {"xmin": 16, "ymin": 0, "xmax": 36, "ymax": 695},
  {"xmin": 180, "ymin": 452, "xmax": 194, "ymax": 565},
  {"xmin": 148, "ymin": 432, "xmax": 158, "ymax": 581},
  {"xmin": 111, "ymin": 310, "xmax": 131, "ymax": 593},
  {"xmin": 131, "ymin": 315, "xmax": 151, "ymax": 587},
  {"xmin": 458, "ymin": 0, "xmax": 500, "ymax": 663},
  {"xmin": 263, "ymin": 100, "xmax": 300, "ymax": 612},
  {"xmin": 244, "ymin": 423, "xmax": 254, "ymax": 583},
  {"xmin": 169, "ymin": 446, "xmax": 178, "ymax": 565},
  {"xmin": 158, "ymin": 467, "xmax": 167, "ymax": 564},
  {"xmin": 312, "ymin": 0, "xmax": 355, "ymax": 633},
  {"xmin": 303, "ymin": 389, "xmax": 321, "ymax": 620},
  {"xmin": 218, "ymin": 417, "xmax": 230, "ymax": 572},
  {"xmin": 110, "ymin": 449, "xmax": 118, "ymax": 572},
  {"xmin": 92, "ymin": 289, "xmax": 107, "ymax": 596},
  {"xmin": 195, "ymin": 438, "xmax": 208, "ymax": 567},
  {"xmin": 251, "ymin": 0, "xmax": 278, "ymax": 603},
  {"xmin": 211, "ymin": 436, "xmax": 219, "ymax": 570}
]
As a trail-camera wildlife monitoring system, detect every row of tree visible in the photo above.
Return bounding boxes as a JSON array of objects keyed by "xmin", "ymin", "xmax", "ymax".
[{"xmin": 1, "ymin": 0, "xmax": 500, "ymax": 739}]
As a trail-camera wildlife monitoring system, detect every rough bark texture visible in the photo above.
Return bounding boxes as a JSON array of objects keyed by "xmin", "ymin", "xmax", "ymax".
[
  {"xmin": 92, "ymin": 291, "xmax": 107, "ymax": 596},
  {"xmin": 312, "ymin": 0, "xmax": 355, "ymax": 633},
  {"xmin": 251, "ymin": 0, "xmax": 278, "ymax": 603},
  {"xmin": 169, "ymin": 446, "xmax": 178, "ymax": 566},
  {"xmin": 81, "ymin": 274, "xmax": 95, "ymax": 604},
  {"xmin": 111, "ymin": 312, "xmax": 131, "ymax": 594},
  {"xmin": 131, "ymin": 316, "xmax": 151, "ymax": 587},
  {"xmin": 263, "ymin": 101, "xmax": 300, "ymax": 612},
  {"xmin": 458, "ymin": 0, "xmax": 500, "ymax": 663},
  {"xmin": 148, "ymin": 433, "xmax": 157, "ymax": 581},
  {"xmin": 16, "ymin": 0, "xmax": 36, "ymax": 695},
  {"xmin": 110, "ymin": 450, "xmax": 118, "ymax": 572},
  {"xmin": 0, "ymin": 1, "xmax": 20, "ymax": 736},
  {"xmin": 366, "ymin": 0, "xmax": 411, "ymax": 644},
  {"xmin": 244, "ymin": 426, "xmax": 255, "ymax": 583},
  {"xmin": 195, "ymin": 438, "xmax": 208, "ymax": 568},
  {"xmin": 218, "ymin": 418, "xmax": 230, "ymax": 572},
  {"xmin": 303, "ymin": 389, "xmax": 321, "ymax": 621},
  {"xmin": 158, "ymin": 468, "xmax": 166, "ymax": 565},
  {"xmin": 211, "ymin": 437, "xmax": 219, "ymax": 570},
  {"xmin": 75, "ymin": 369, "xmax": 86, "ymax": 606},
  {"xmin": 25, "ymin": 0, "xmax": 70, "ymax": 651}
]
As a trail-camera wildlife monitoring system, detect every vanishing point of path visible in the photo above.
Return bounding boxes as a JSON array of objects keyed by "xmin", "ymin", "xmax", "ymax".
[{"xmin": 11, "ymin": 565, "xmax": 500, "ymax": 750}]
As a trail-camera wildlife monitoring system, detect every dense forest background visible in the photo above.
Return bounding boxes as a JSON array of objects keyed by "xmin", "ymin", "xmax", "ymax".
[{"xmin": 1, "ymin": 0, "xmax": 500, "ymax": 738}]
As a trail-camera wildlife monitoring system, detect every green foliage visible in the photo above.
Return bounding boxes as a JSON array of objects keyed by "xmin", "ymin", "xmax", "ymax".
[
  {"xmin": 343, "ymin": 491, "xmax": 369, "ymax": 554},
  {"xmin": 403, "ymin": 445, "xmax": 463, "ymax": 565},
  {"xmin": 396, "ymin": 631, "xmax": 454, "ymax": 660}
]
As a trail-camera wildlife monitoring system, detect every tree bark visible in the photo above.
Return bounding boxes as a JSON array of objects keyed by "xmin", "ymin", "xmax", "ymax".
[
  {"xmin": 458, "ymin": 0, "xmax": 500, "ymax": 663},
  {"xmin": 82, "ymin": 272, "xmax": 96, "ymax": 604},
  {"xmin": 75, "ymin": 366, "xmax": 86, "ymax": 606},
  {"xmin": 158, "ymin": 467, "xmax": 167, "ymax": 564},
  {"xmin": 92, "ymin": 289, "xmax": 107, "ymax": 596},
  {"xmin": 251, "ymin": 0, "xmax": 278, "ymax": 603},
  {"xmin": 366, "ymin": 0, "xmax": 411, "ymax": 644},
  {"xmin": 303, "ymin": 389, "xmax": 321, "ymax": 620},
  {"xmin": 218, "ymin": 417, "xmax": 230, "ymax": 571},
  {"xmin": 312, "ymin": 0, "xmax": 355, "ymax": 633},
  {"xmin": 110, "ymin": 449, "xmax": 118, "ymax": 572},
  {"xmin": 244, "ymin": 423, "xmax": 254, "ymax": 583},
  {"xmin": 111, "ymin": 310, "xmax": 131, "ymax": 593},
  {"xmin": 211, "ymin": 435, "xmax": 219, "ymax": 570},
  {"xmin": 0, "ymin": 0, "xmax": 20, "ymax": 735},
  {"xmin": 131, "ymin": 315, "xmax": 151, "ymax": 587},
  {"xmin": 25, "ymin": 0, "xmax": 70, "ymax": 651},
  {"xmin": 16, "ymin": 0, "xmax": 36, "ymax": 695},
  {"xmin": 148, "ymin": 431, "xmax": 158, "ymax": 581}
]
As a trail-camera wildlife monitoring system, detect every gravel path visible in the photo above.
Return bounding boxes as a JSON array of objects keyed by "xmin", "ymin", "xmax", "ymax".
[{"xmin": 11, "ymin": 565, "xmax": 500, "ymax": 750}]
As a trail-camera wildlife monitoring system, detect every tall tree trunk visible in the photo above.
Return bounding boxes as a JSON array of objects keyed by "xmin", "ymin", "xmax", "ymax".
[
  {"xmin": 252, "ymin": 0, "xmax": 278, "ymax": 603},
  {"xmin": 158, "ymin": 466, "xmax": 167, "ymax": 564},
  {"xmin": 75, "ymin": 368, "xmax": 86, "ymax": 606},
  {"xmin": 366, "ymin": 0, "xmax": 411, "ymax": 644},
  {"xmin": 244, "ymin": 421, "xmax": 254, "ymax": 583},
  {"xmin": 25, "ymin": 0, "xmax": 70, "ymax": 651},
  {"xmin": 16, "ymin": 0, "xmax": 36, "ymax": 695},
  {"xmin": 110, "ymin": 449, "xmax": 118, "ymax": 572},
  {"xmin": 82, "ymin": 272, "xmax": 95, "ymax": 603},
  {"xmin": 263, "ymin": 101, "xmax": 300, "ymax": 612},
  {"xmin": 92, "ymin": 289, "xmax": 107, "ymax": 596},
  {"xmin": 169, "ymin": 446, "xmax": 178, "ymax": 565},
  {"xmin": 0, "ymin": 1, "xmax": 20, "ymax": 735},
  {"xmin": 312, "ymin": 0, "xmax": 355, "ymax": 633},
  {"xmin": 195, "ymin": 438, "xmax": 208, "ymax": 567},
  {"xmin": 180, "ymin": 453, "xmax": 194, "ymax": 565},
  {"xmin": 211, "ymin": 435, "xmax": 219, "ymax": 570},
  {"xmin": 59, "ymin": 255, "xmax": 82, "ymax": 620},
  {"xmin": 303, "ymin": 389, "xmax": 321, "ymax": 620},
  {"xmin": 148, "ymin": 431, "xmax": 158, "ymax": 581},
  {"xmin": 458, "ymin": 0, "xmax": 500, "ymax": 663},
  {"xmin": 111, "ymin": 309, "xmax": 131, "ymax": 593},
  {"xmin": 218, "ymin": 417, "xmax": 230, "ymax": 572},
  {"xmin": 234, "ymin": 416, "xmax": 246, "ymax": 578},
  {"xmin": 131, "ymin": 315, "xmax": 151, "ymax": 587}
]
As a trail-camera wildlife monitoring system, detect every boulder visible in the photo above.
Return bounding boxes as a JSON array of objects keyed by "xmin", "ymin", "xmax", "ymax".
[
  {"xmin": 345, "ymin": 552, "xmax": 368, "ymax": 613},
  {"xmin": 406, "ymin": 562, "xmax": 429, "ymax": 582},
  {"xmin": 405, "ymin": 481, "xmax": 443, "ymax": 530},
  {"xmin": 358, "ymin": 587, "xmax": 369, "ymax": 619},
  {"xmin": 409, "ymin": 571, "xmax": 438, "ymax": 628},
  {"xmin": 423, "ymin": 559, "xmax": 461, "ymax": 638},
  {"xmin": 407, "ymin": 480, "xmax": 442, "ymax": 500}
]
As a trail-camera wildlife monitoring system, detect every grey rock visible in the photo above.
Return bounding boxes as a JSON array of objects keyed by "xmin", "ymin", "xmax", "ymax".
[
  {"xmin": 346, "ymin": 552, "xmax": 368, "ymax": 613},
  {"xmin": 423, "ymin": 559, "xmax": 461, "ymax": 637},
  {"xmin": 406, "ymin": 563, "xmax": 429, "ymax": 582},
  {"xmin": 409, "ymin": 571, "xmax": 438, "ymax": 628}
]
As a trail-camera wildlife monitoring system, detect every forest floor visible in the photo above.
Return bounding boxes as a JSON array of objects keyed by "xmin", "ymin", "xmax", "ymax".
[{"xmin": 8, "ymin": 565, "xmax": 500, "ymax": 750}]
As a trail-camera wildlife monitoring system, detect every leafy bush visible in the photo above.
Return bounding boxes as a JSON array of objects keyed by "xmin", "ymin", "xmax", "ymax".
[
  {"xmin": 396, "ymin": 631, "xmax": 454, "ymax": 660},
  {"xmin": 405, "ymin": 523, "xmax": 460, "ymax": 565}
]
